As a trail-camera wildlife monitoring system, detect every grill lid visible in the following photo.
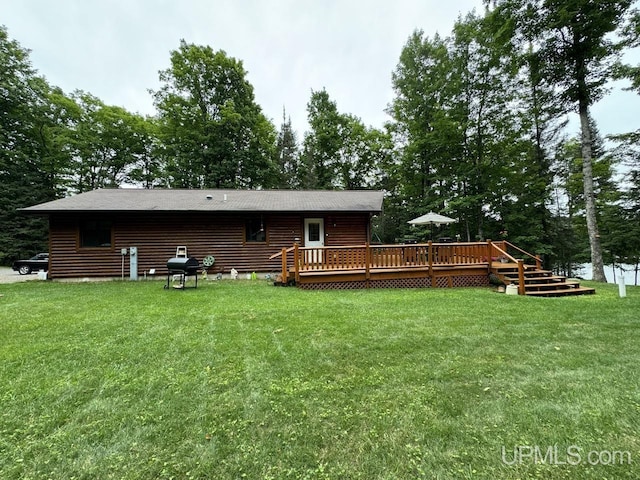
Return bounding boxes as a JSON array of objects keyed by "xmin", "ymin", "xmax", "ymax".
[{"xmin": 167, "ymin": 257, "xmax": 199, "ymax": 272}]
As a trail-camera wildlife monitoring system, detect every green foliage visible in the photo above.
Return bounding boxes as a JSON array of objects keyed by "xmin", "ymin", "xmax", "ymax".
[
  {"xmin": 1, "ymin": 281, "xmax": 639, "ymax": 479},
  {"xmin": 388, "ymin": 13, "xmax": 553, "ymax": 244},
  {"xmin": 487, "ymin": 0, "xmax": 637, "ymax": 282},
  {"xmin": 606, "ymin": 132, "xmax": 640, "ymax": 268},
  {"xmin": 2, "ymin": 3, "xmax": 640, "ymax": 276},
  {"xmin": 152, "ymin": 40, "xmax": 278, "ymax": 189},
  {"xmin": 0, "ymin": 26, "xmax": 57, "ymax": 263},
  {"xmin": 552, "ymin": 122, "xmax": 622, "ymax": 269},
  {"xmin": 302, "ymin": 89, "xmax": 391, "ymax": 190},
  {"xmin": 274, "ymin": 109, "xmax": 300, "ymax": 189},
  {"xmin": 59, "ymin": 91, "xmax": 158, "ymax": 192},
  {"xmin": 0, "ymin": 27, "xmax": 165, "ymax": 264},
  {"xmin": 123, "ymin": 115, "xmax": 164, "ymax": 189}
]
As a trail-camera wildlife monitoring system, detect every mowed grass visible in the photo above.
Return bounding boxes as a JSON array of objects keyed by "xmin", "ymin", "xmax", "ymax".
[{"xmin": 0, "ymin": 279, "xmax": 639, "ymax": 479}]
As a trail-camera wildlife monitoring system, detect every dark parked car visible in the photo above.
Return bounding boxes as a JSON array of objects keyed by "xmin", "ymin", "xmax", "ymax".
[{"xmin": 12, "ymin": 253, "xmax": 49, "ymax": 275}]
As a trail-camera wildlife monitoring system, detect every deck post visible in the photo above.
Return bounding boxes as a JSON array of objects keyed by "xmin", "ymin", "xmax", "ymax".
[
  {"xmin": 428, "ymin": 240, "xmax": 435, "ymax": 286},
  {"xmin": 281, "ymin": 247, "xmax": 287, "ymax": 283},
  {"xmin": 294, "ymin": 243, "xmax": 300, "ymax": 284},
  {"xmin": 486, "ymin": 239, "xmax": 493, "ymax": 273},
  {"xmin": 517, "ymin": 259, "xmax": 526, "ymax": 295},
  {"xmin": 365, "ymin": 242, "xmax": 371, "ymax": 283}
]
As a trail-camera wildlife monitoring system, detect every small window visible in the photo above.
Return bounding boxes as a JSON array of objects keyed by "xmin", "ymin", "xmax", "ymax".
[
  {"xmin": 308, "ymin": 222, "xmax": 321, "ymax": 242},
  {"xmin": 80, "ymin": 220, "xmax": 112, "ymax": 248},
  {"xmin": 245, "ymin": 218, "xmax": 266, "ymax": 243}
]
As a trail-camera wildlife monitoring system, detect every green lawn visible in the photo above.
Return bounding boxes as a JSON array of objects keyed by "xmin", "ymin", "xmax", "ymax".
[{"xmin": 1, "ymin": 279, "xmax": 638, "ymax": 479}]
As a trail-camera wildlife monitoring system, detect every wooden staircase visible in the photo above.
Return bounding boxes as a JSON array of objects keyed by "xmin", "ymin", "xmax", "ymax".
[{"xmin": 492, "ymin": 263, "xmax": 596, "ymax": 297}]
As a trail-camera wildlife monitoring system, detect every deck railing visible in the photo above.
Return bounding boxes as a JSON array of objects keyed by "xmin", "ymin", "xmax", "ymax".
[
  {"xmin": 489, "ymin": 240, "xmax": 542, "ymax": 295},
  {"xmin": 270, "ymin": 240, "xmax": 542, "ymax": 294},
  {"xmin": 296, "ymin": 242, "xmax": 495, "ymax": 272},
  {"xmin": 271, "ymin": 241, "xmax": 498, "ymax": 282}
]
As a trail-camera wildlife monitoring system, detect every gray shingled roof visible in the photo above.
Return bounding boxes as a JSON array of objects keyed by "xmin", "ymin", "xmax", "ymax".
[{"xmin": 23, "ymin": 188, "xmax": 384, "ymax": 213}]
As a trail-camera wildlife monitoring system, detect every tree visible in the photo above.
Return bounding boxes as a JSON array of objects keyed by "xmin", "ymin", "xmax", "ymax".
[
  {"xmin": 0, "ymin": 26, "xmax": 58, "ymax": 263},
  {"xmin": 301, "ymin": 89, "xmax": 344, "ymax": 189},
  {"xmin": 503, "ymin": 28, "xmax": 567, "ymax": 264},
  {"xmin": 552, "ymin": 123, "xmax": 619, "ymax": 276},
  {"xmin": 608, "ymin": 131, "xmax": 640, "ymax": 283},
  {"xmin": 389, "ymin": 13, "xmax": 526, "ymax": 242},
  {"xmin": 302, "ymin": 89, "xmax": 389, "ymax": 190},
  {"xmin": 61, "ymin": 92, "xmax": 156, "ymax": 192},
  {"xmin": 487, "ymin": 0, "xmax": 637, "ymax": 281},
  {"xmin": 124, "ymin": 115, "xmax": 164, "ymax": 189},
  {"xmin": 448, "ymin": 12, "xmax": 524, "ymax": 241},
  {"xmin": 152, "ymin": 40, "xmax": 277, "ymax": 189},
  {"xmin": 388, "ymin": 31, "xmax": 454, "ymax": 223},
  {"xmin": 550, "ymin": 138, "xmax": 585, "ymax": 276},
  {"xmin": 274, "ymin": 108, "xmax": 300, "ymax": 189}
]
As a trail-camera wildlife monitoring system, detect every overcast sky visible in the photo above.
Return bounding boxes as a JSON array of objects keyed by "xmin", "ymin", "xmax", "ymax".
[{"xmin": 2, "ymin": 0, "xmax": 640, "ymax": 138}]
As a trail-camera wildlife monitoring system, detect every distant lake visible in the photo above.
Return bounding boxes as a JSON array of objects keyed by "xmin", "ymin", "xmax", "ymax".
[{"xmin": 579, "ymin": 263, "xmax": 639, "ymax": 285}]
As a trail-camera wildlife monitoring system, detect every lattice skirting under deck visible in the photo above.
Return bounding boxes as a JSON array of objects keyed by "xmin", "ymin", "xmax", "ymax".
[{"xmin": 297, "ymin": 274, "xmax": 489, "ymax": 290}]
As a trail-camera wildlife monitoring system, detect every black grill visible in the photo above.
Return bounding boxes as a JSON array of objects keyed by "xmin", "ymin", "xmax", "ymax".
[
  {"xmin": 167, "ymin": 257, "xmax": 199, "ymax": 275},
  {"xmin": 165, "ymin": 257, "xmax": 200, "ymax": 289}
]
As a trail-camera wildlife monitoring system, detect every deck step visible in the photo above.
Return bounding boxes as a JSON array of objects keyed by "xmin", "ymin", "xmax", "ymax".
[
  {"xmin": 525, "ymin": 287, "xmax": 596, "ymax": 297},
  {"xmin": 523, "ymin": 281, "xmax": 581, "ymax": 291},
  {"xmin": 503, "ymin": 276, "xmax": 568, "ymax": 284},
  {"xmin": 491, "ymin": 265, "xmax": 595, "ymax": 297}
]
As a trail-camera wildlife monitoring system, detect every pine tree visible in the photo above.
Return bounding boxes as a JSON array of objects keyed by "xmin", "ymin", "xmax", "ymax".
[
  {"xmin": 275, "ymin": 108, "xmax": 300, "ymax": 188},
  {"xmin": 486, "ymin": 0, "xmax": 637, "ymax": 281}
]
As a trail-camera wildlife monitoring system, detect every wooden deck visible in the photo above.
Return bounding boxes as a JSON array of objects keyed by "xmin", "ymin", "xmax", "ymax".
[{"xmin": 271, "ymin": 241, "xmax": 595, "ymax": 296}]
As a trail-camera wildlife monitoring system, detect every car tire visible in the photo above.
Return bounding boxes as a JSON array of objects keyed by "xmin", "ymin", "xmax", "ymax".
[{"xmin": 18, "ymin": 265, "xmax": 31, "ymax": 275}]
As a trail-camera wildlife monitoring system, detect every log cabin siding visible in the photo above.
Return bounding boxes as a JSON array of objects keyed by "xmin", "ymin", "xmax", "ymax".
[
  {"xmin": 324, "ymin": 214, "xmax": 370, "ymax": 246},
  {"xmin": 48, "ymin": 212, "xmax": 372, "ymax": 279}
]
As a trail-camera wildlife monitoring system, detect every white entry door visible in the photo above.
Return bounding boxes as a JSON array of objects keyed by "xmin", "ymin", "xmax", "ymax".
[{"xmin": 304, "ymin": 218, "xmax": 324, "ymax": 265}]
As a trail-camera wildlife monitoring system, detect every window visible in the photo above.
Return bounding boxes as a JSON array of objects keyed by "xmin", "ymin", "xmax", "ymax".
[
  {"xmin": 307, "ymin": 222, "xmax": 321, "ymax": 242},
  {"xmin": 245, "ymin": 217, "xmax": 266, "ymax": 243},
  {"xmin": 80, "ymin": 220, "xmax": 112, "ymax": 248}
]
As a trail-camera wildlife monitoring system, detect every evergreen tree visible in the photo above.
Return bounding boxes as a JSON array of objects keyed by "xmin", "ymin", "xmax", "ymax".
[
  {"xmin": 274, "ymin": 108, "xmax": 300, "ymax": 189},
  {"xmin": 552, "ymin": 122, "xmax": 620, "ymax": 275},
  {"xmin": 608, "ymin": 131, "xmax": 640, "ymax": 283},
  {"xmin": 389, "ymin": 13, "xmax": 525, "ymax": 242},
  {"xmin": 388, "ymin": 31, "xmax": 454, "ymax": 225},
  {"xmin": 498, "ymin": 29, "xmax": 566, "ymax": 264},
  {"xmin": 487, "ymin": 0, "xmax": 637, "ymax": 281}
]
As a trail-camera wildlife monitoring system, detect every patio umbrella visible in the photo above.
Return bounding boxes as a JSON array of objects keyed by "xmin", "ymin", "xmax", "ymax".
[{"xmin": 408, "ymin": 212, "xmax": 457, "ymax": 240}]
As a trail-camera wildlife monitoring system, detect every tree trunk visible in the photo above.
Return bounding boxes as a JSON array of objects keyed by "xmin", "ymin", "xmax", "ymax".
[{"xmin": 578, "ymin": 103, "xmax": 607, "ymax": 282}]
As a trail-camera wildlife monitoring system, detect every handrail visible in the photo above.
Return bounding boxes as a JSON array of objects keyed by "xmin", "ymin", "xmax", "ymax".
[
  {"xmin": 503, "ymin": 241, "xmax": 542, "ymax": 269},
  {"xmin": 490, "ymin": 243, "xmax": 519, "ymax": 264},
  {"xmin": 272, "ymin": 242, "xmax": 534, "ymax": 263},
  {"xmin": 269, "ymin": 246, "xmax": 295, "ymax": 260},
  {"xmin": 490, "ymin": 241, "xmax": 526, "ymax": 295},
  {"xmin": 295, "ymin": 241, "xmax": 488, "ymax": 251}
]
